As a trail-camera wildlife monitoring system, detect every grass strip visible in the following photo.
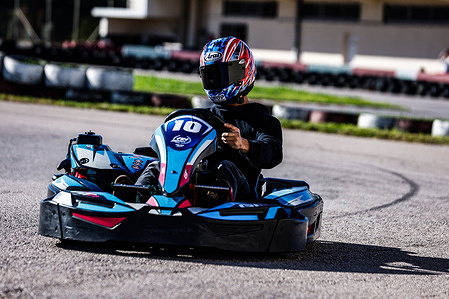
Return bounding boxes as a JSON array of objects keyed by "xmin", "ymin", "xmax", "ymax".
[
  {"xmin": 280, "ymin": 119, "xmax": 449, "ymax": 145},
  {"xmin": 2, "ymin": 93, "xmax": 448, "ymax": 145},
  {"xmin": 0, "ymin": 93, "xmax": 174, "ymax": 116},
  {"xmin": 134, "ymin": 75, "xmax": 401, "ymax": 110}
]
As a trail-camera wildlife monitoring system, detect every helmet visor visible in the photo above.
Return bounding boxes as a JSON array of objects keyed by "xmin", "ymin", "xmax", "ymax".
[{"xmin": 200, "ymin": 60, "xmax": 245, "ymax": 90}]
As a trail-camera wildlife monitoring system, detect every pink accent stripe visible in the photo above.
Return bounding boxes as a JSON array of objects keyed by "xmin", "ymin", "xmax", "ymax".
[
  {"xmin": 178, "ymin": 199, "xmax": 192, "ymax": 208},
  {"xmin": 72, "ymin": 213, "xmax": 126, "ymax": 228},
  {"xmin": 146, "ymin": 196, "xmax": 159, "ymax": 207},
  {"xmin": 179, "ymin": 165, "xmax": 192, "ymax": 187},
  {"xmin": 159, "ymin": 162, "xmax": 167, "ymax": 186}
]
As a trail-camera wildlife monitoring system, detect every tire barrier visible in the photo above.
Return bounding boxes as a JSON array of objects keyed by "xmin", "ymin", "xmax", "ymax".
[
  {"xmin": 0, "ymin": 52, "xmax": 4, "ymax": 79},
  {"xmin": 86, "ymin": 66, "xmax": 133, "ymax": 91},
  {"xmin": 309, "ymin": 110, "xmax": 358, "ymax": 124},
  {"xmin": 2, "ymin": 55, "xmax": 45, "ymax": 86},
  {"xmin": 191, "ymin": 96, "xmax": 213, "ymax": 109},
  {"xmin": 3, "ymin": 43, "xmax": 449, "ymax": 99},
  {"xmin": 0, "ymin": 53, "xmax": 190, "ymax": 109},
  {"xmin": 395, "ymin": 118, "xmax": 433, "ymax": 134},
  {"xmin": 110, "ymin": 90, "xmax": 152, "ymax": 106},
  {"xmin": 1, "ymin": 49, "xmax": 448, "ymax": 137},
  {"xmin": 357, "ymin": 113, "xmax": 396, "ymax": 130},
  {"xmin": 150, "ymin": 93, "xmax": 190, "ymax": 108},
  {"xmin": 44, "ymin": 63, "xmax": 86, "ymax": 89},
  {"xmin": 272, "ymin": 104, "xmax": 310, "ymax": 121},
  {"xmin": 358, "ymin": 113, "xmax": 434, "ymax": 134},
  {"xmin": 66, "ymin": 89, "xmax": 190, "ymax": 108},
  {"xmin": 65, "ymin": 89, "xmax": 109, "ymax": 103},
  {"xmin": 431, "ymin": 119, "xmax": 449, "ymax": 136},
  {"xmin": 121, "ymin": 44, "xmax": 171, "ymax": 61},
  {"xmin": 273, "ymin": 105, "xmax": 445, "ymax": 136},
  {"xmin": 258, "ymin": 68, "xmax": 449, "ymax": 99}
]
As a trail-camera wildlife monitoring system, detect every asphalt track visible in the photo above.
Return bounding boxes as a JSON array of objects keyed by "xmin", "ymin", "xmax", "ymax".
[{"xmin": 1, "ymin": 101, "xmax": 448, "ymax": 298}]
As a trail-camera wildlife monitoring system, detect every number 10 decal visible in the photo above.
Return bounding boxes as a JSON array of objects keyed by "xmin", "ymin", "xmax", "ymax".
[
  {"xmin": 165, "ymin": 116, "xmax": 213, "ymax": 150},
  {"xmin": 172, "ymin": 119, "xmax": 202, "ymax": 133}
]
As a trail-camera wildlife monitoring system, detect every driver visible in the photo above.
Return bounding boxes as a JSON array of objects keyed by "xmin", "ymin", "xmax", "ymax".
[{"xmin": 128, "ymin": 36, "xmax": 283, "ymax": 205}]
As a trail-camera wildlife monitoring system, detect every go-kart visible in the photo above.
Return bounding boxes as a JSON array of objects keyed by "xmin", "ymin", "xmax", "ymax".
[{"xmin": 39, "ymin": 109, "xmax": 323, "ymax": 252}]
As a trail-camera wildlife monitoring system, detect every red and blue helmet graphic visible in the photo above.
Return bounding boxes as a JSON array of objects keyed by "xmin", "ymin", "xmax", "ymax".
[{"xmin": 199, "ymin": 36, "xmax": 256, "ymax": 104}]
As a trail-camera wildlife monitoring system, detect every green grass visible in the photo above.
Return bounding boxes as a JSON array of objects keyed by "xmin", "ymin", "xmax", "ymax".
[
  {"xmin": 2, "ymin": 93, "xmax": 448, "ymax": 145},
  {"xmin": 280, "ymin": 119, "xmax": 449, "ymax": 145},
  {"xmin": 134, "ymin": 75, "xmax": 203, "ymax": 95},
  {"xmin": 134, "ymin": 75, "xmax": 401, "ymax": 109}
]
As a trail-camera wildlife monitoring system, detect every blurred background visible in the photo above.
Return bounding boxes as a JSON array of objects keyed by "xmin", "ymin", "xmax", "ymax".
[{"xmin": 1, "ymin": 0, "xmax": 449, "ymax": 73}]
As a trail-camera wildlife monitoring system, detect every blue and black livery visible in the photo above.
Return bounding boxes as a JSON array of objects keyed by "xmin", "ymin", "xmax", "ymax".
[{"xmin": 39, "ymin": 109, "xmax": 323, "ymax": 252}]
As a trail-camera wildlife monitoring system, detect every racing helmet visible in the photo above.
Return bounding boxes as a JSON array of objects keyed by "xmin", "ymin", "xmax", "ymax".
[{"xmin": 199, "ymin": 36, "xmax": 256, "ymax": 104}]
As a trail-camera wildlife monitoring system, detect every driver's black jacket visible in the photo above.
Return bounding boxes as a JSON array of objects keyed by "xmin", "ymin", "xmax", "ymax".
[{"xmin": 208, "ymin": 102, "xmax": 283, "ymax": 195}]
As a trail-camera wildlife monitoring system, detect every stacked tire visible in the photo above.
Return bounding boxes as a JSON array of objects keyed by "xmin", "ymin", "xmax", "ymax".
[
  {"xmin": 1, "ymin": 55, "xmax": 46, "ymax": 96},
  {"xmin": 2, "ymin": 55, "xmax": 45, "ymax": 86}
]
